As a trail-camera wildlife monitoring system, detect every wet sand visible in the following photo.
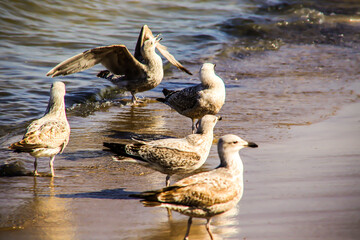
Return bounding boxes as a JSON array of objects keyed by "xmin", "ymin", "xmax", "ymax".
[
  {"xmin": 240, "ymin": 101, "xmax": 360, "ymax": 240},
  {"xmin": 1, "ymin": 0, "xmax": 360, "ymax": 239},
  {"xmin": 0, "ymin": 100, "xmax": 359, "ymax": 240}
]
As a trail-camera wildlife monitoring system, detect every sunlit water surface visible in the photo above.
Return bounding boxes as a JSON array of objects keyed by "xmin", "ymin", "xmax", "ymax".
[{"xmin": 0, "ymin": 0, "xmax": 359, "ymax": 239}]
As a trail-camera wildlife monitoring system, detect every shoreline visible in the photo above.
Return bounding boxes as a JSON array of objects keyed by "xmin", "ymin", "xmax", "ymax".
[{"xmin": 0, "ymin": 101, "xmax": 359, "ymax": 240}]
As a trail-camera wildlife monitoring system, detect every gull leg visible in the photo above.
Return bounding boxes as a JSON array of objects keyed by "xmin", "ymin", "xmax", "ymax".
[
  {"xmin": 205, "ymin": 218, "xmax": 214, "ymax": 240},
  {"xmin": 49, "ymin": 156, "xmax": 56, "ymax": 177},
  {"xmin": 131, "ymin": 92, "xmax": 138, "ymax": 105},
  {"xmin": 165, "ymin": 175, "xmax": 171, "ymax": 187},
  {"xmin": 34, "ymin": 158, "xmax": 39, "ymax": 176},
  {"xmin": 131, "ymin": 92, "xmax": 146, "ymax": 104},
  {"xmin": 195, "ymin": 119, "xmax": 200, "ymax": 130},
  {"xmin": 184, "ymin": 217, "xmax": 192, "ymax": 240},
  {"xmin": 191, "ymin": 119, "xmax": 196, "ymax": 134},
  {"xmin": 167, "ymin": 207, "xmax": 173, "ymax": 220},
  {"xmin": 165, "ymin": 175, "xmax": 173, "ymax": 219}
]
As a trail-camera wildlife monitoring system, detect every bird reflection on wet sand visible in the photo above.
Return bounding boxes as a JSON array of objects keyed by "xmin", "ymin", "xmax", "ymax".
[{"xmin": 0, "ymin": 177, "xmax": 75, "ymax": 240}]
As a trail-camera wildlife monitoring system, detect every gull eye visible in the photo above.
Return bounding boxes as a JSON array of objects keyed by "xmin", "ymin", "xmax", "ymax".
[{"xmin": 232, "ymin": 141, "xmax": 238, "ymax": 144}]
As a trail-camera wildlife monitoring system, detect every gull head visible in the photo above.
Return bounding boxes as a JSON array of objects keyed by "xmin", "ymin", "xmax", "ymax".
[
  {"xmin": 200, "ymin": 63, "xmax": 215, "ymax": 74},
  {"xmin": 46, "ymin": 81, "xmax": 66, "ymax": 115},
  {"xmin": 199, "ymin": 62, "xmax": 223, "ymax": 86},
  {"xmin": 50, "ymin": 81, "xmax": 66, "ymax": 98},
  {"xmin": 218, "ymin": 134, "xmax": 258, "ymax": 154},
  {"xmin": 142, "ymin": 34, "xmax": 162, "ymax": 53},
  {"xmin": 196, "ymin": 115, "xmax": 222, "ymax": 134}
]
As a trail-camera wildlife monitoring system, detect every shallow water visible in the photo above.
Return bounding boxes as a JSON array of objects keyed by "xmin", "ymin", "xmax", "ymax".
[{"xmin": 0, "ymin": 0, "xmax": 360, "ymax": 239}]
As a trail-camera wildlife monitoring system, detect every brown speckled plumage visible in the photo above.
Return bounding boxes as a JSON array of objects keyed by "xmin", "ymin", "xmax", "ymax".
[
  {"xmin": 104, "ymin": 115, "xmax": 220, "ymax": 186},
  {"xmin": 131, "ymin": 134, "xmax": 258, "ymax": 240},
  {"xmin": 9, "ymin": 82, "xmax": 70, "ymax": 177}
]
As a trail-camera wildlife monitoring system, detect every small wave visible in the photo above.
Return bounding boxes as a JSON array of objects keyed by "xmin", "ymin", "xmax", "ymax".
[
  {"xmin": 66, "ymin": 86, "xmax": 126, "ymax": 117},
  {"xmin": 217, "ymin": 2, "xmax": 360, "ymax": 49}
]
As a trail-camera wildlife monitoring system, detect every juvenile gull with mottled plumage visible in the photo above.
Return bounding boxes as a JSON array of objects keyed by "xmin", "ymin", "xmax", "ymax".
[
  {"xmin": 131, "ymin": 134, "xmax": 257, "ymax": 240},
  {"xmin": 157, "ymin": 63, "xmax": 225, "ymax": 133},
  {"xmin": 103, "ymin": 115, "xmax": 221, "ymax": 187},
  {"xmin": 46, "ymin": 25, "xmax": 192, "ymax": 104},
  {"xmin": 9, "ymin": 82, "xmax": 70, "ymax": 177}
]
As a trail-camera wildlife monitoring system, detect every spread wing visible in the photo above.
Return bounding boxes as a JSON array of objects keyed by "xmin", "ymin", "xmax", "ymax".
[
  {"xmin": 156, "ymin": 43, "xmax": 192, "ymax": 75},
  {"xmin": 134, "ymin": 25, "xmax": 192, "ymax": 75},
  {"xmin": 9, "ymin": 119, "xmax": 70, "ymax": 151},
  {"xmin": 47, "ymin": 45, "xmax": 145, "ymax": 77},
  {"xmin": 134, "ymin": 25, "xmax": 154, "ymax": 62}
]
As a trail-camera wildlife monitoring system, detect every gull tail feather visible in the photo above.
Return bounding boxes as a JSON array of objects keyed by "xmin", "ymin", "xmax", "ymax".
[
  {"xmin": 162, "ymin": 88, "xmax": 176, "ymax": 96},
  {"xmin": 129, "ymin": 186, "xmax": 181, "ymax": 201},
  {"xmin": 103, "ymin": 142, "xmax": 146, "ymax": 162},
  {"xmin": 103, "ymin": 142, "xmax": 128, "ymax": 155},
  {"xmin": 156, "ymin": 97, "xmax": 166, "ymax": 103},
  {"xmin": 140, "ymin": 200, "xmax": 162, "ymax": 207},
  {"xmin": 9, "ymin": 142, "xmax": 41, "ymax": 153}
]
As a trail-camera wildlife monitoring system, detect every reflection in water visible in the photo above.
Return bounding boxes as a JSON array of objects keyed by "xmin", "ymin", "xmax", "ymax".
[
  {"xmin": 141, "ymin": 207, "xmax": 240, "ymax": 240},
  {"xmin": 108, "ymin": 103, "xmax": 167, "ymax": 134},
  {"xmin": 29, "ymin": 178, "xmax": 75, "ymax": 240},
  {"xmin": 104, "ymin": 101, "xmax": 190, "ymax": 140},
  {"xmin": 0, "ymin": 177, "xmax": 74, "ymax": 240},
  {"xmin": 0, "ymin": 0, "xmax": 359, "ymax": 239}
]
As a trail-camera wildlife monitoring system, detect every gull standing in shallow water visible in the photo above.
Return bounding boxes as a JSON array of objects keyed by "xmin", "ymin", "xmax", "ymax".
[
  {"xmin": 9, "ymin": 82, "xmax": 70, "ymax": 177},
  {"xmin": 157, "ymin": 63, "xmax": 225, "ymax": 133},
  {"xmin": 104, "ymin": 115, "xmax": 221, "ymax": 187},
  {"xmin": 46, "ymin": 25, "xmax": 192, "ymax": 104},
  {"xmin": 131, "ymin": 134, "xmax": 258, "ymax": 240}
]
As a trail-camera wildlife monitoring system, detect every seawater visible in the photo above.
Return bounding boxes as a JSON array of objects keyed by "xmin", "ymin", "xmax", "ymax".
[{"xmin": 0, "ymin": 0, "xmax": 359, "ymax": 239}]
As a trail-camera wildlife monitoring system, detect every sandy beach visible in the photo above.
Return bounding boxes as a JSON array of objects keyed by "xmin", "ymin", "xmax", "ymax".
[
  {"xmin": 1, "ymin": 1, "xmax": 360, "ymax": 239},
  {"xmin": 239, "ymin": 101, "xmax": 360, "ymax": 240},
  {"xmin": 1, "ymin": 100, "xmax": 359, "ymax": 240}
]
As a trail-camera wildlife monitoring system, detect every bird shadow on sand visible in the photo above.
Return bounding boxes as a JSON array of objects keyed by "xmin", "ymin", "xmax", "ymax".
[
  {"xmin": 56, "ymin": 188, "xmax": 140, "ymax": 200},
  {"xmin": 106, "ymin": 130, "xmax": 176, "ymax": 141},
  {"xmin": 61, "ymin": 150, "xmax": 109, "ymax": 161}
]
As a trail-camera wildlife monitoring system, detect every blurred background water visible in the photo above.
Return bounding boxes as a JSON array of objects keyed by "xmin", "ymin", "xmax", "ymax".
[
  {"xmin": 0, "ymin": 0, "xmax": 359, "ymax": 138},
  {"xmin": 0, "ymin": 0, "xmax": 359, "ymax": 239}
]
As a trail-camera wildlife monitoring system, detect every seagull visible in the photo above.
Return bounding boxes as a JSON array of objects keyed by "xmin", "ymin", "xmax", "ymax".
[
  {"xmin": 157, "ymin": 63, "xmax": 225, "ymax": 133},
  {"xmin": 46, "ymin": 25, "xmax": 192, "ymax": 104},
  {"xmin": 103, "ymin": 115, "xmax": 221, "ymax": 187},
  {"xmin": 9, "ymin": 82, "xmax": 70, "ymax": 177},
  {"xmin": 131, "ymin": 134, "xmax": 258, "ymax": 240}
]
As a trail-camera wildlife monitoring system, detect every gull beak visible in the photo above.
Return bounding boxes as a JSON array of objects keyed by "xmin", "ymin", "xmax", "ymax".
[
  {"xmin": 246, "ymin": 141, "xmax": 258, "ymax": 148},
  {"xmin": 155, "ymin": 34, "xmax": 162, "ymax": 43}
]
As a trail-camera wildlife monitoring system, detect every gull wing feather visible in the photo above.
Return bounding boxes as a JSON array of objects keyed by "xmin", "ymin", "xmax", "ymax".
[
  {"xmin": 134, "ymin": 25, "xmax": 154, "ymax": 61},
  {"xmin": 10, "ymin": 119, "xmax": 70, "ymax": 151},
  {"xmin": 162, "ymin": 170, "xmax": 237, "ymax": 205},
  {"xmin": 136, "ymin": 146, "xmax": 201, "ymax": 169},
  {"xmin": 138, "ymin": 169, "xmax": 238, "ymax": 207},
  {"xmin": 47, "ymin": 45, "xmax": 144, "ymax": 77},
  {"xmin": 163, "ymin": 85, "xmax": 201, "ymax": 113},
  {"xmin": 156, "ymin": 43, "xmax": 192, "ymax": 75}
]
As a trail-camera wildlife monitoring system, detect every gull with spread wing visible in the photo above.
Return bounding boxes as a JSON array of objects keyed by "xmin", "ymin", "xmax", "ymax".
[{"xmin": 47, "ymin": 25, "xmax": 191, "ymax": 104}]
